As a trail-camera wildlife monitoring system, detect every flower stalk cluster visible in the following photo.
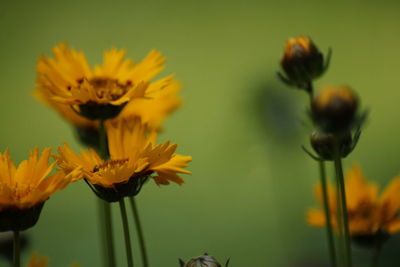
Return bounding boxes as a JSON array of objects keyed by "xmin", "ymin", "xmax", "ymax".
[{"xmin": 278, "ymin": 36, "xmax": 369, "ymax": 267}]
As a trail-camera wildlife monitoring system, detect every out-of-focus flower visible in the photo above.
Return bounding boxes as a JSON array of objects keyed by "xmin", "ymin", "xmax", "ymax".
[
  {"xmin": 179, "ymin": 253, "xmax": 229, "ymax": 267},
  {"xmin": 27, "ymin": 253, "xmax": 48, "ymax": 267},
  {"xmin": 54, "ymin": 119, "xmax": 192, "ymax": 202},
  {"xmin": 311, "ymin": 86, "xmax": 359, "ymax": 133},
  {"xmin": 279, "ymin": 36, "xmax": 328, "ymax": 90},
  {"xmin": 36, "ymin": 43, "xmax": 166, "ymax": 120},
  {"xmin": 308, "ymin": 164, "xmax": 400, "ymax": 238},
  {"xmin": 27, "ymin": 253, "xmax": 80, "ymax": 267},
  {"xmin": 0, "ymin": 148, "xmax": 71, "ymax": 231}
]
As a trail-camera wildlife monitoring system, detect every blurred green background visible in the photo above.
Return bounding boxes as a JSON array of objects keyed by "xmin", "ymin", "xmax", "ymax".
[{"xmin": 1, "ymin": 0, "xmax": 400, "ymax": 266}]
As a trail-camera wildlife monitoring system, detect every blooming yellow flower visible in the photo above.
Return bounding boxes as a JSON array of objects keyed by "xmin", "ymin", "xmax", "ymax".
[
  {"xmin": 0, "ymin": 148, "xmax": 70, "ymax": 231},
  {"xmin": 307, "ymin": 164, "xmax": 400, "ymax": 236},
  {"xmin": 27, "ymin": 253, "xmax": 80, "ymax": 267},
  {"xmin": 36, "ymin": 43, "xmax": 181, "ymax": 129},
  {"xmin": 36, "ymin": 43, "xmax": 167, "ymax": 120},
  {"xmin": 54, "ymin": 119, "xmax": 192, "ymax": 202}
]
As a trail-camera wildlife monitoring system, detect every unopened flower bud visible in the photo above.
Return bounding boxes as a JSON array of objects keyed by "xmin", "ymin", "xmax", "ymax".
[
  {"xmin": 280, "ymin": 36, "xmax": 327, "ymax": 89},
  {"xmin": 310, "ymin": 131, "xmax": 353, "ymax": 160},
  {"xmin": 311, "ymin": 86, "xmax": 359, "ymax": 133},
  {"xmin": 179, "ymin": 254, "xmax": 226, "ymax": 267}
]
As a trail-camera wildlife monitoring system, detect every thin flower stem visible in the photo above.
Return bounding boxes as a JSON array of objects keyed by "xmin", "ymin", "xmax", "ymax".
[
  {"xmin": 319, "ymin": 161, "xmax": 337, "ymax": 267},
  {"xmin": 103, "ymin": 201, "xmax": 116, "ymax": 267},
  {"xmin": 335, "ymin": 172, "xmax": 345, "ymax": 266},
  {"xmin": 99, "ymin": 119, "xmax": 116, "ymax": 267},
  {"xmin": 333, "ymin": 137, "xmax": 352, "ymax": 267},
  {"xmin": 13, "ymin": 231, "xmax": 20, "ymax": 267},
  {"xmin": 119, "ymin": 198, "xmax": 135, "ymax": 267},
  {"xmin": 130, "ymin": 197, "xmax": 150, "ymax": 267},
  {"xmin": 371, "ymin": 244, "xmax": 382, "ymax": 267}
]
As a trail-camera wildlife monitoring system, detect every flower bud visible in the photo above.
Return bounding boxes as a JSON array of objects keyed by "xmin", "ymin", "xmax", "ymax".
[
  {"xmin": 311, "ymin": 86, "xmax": 359, "ymax": 133},
  {"xmin": 280, "ymin": 36, "xmax": 327, "ymax": 89},
  {"xmin": 179, "ymin": 254, "xmax": 226, "ymax": 267},
  {"xmin": 310, "ymin": 130, "xmax": 353, "ymax": 160}
]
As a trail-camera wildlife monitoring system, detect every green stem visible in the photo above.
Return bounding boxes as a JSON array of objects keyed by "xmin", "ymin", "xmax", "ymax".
[
  {"xmin": 130, "ymin": 197, "xmax": 150, "ymax": 267},
  {"xmin": 319, "ymin": 161, "xmax": 337, "ymax": 267},
  {"xmin": 333, "ymin": 137, "xmax": 352, "ymax": 267},
  {"xmin": 13, "ymin": 231, "xmax": 20, "ymax": 267},
  {"xmin": 98, "ymin": 119, "xmax": 116, "ymax": 267},
  {"xmin": 119, "ymin": 198, "xmax": 134, "ymax": 267},
  {"xmin": 103, "ymin": 201, "xmax": 116, "ymax": 267},
  {"xmin": 371, "ymin": 244, "xmax": 382, "ymax": 267}
]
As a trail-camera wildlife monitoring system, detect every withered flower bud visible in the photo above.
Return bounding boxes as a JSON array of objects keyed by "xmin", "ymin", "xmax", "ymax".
[
  {"xmin": 280, "ymin": 36, "xmax": 328, "ymax": 90},
  {"xmin": 310, "ymin": 131, "xmax": 353, "ymax": 160},
  {"xmin": 311, "ymin": 86, "xmax": 359, "ymax": 133}
]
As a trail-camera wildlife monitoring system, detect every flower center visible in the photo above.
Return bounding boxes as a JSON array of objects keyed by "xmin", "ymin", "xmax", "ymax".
[
  {"xmin": 72, "ymin": 78, "xmax": 133, "ymax": 101},
  {"xmin": 93, "ymin": 159, "xmax": 129, "ymax": 173}
]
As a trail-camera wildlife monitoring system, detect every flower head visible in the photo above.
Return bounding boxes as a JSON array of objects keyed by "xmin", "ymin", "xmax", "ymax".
[
  {"xmin": 54, "ymin": 119, "xmax": 192, "ymax": 202},
  {"xmin": 311, "ymin": 86, "xmax": 359, "ymax": 133},
  {"xmin": 0, "ymin": 148, "xmax": 70, "ymax": 231},
  {"xmin": 279, "ymin": 36, "xmax": 328, "ymax": 90},
  {"xmin": 308, "ymin": 164, "xmax": 400, "ymax": 238},
  {"xmin": 36, "ymin": 43, "xmax": 166, "ymax": 120}
]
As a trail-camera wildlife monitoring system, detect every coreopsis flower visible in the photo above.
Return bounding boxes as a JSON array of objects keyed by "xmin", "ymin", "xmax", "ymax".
[
  {"xmin": 54, "ymin": 119, "xmax": 192, "ymax": 202},
  {"xmin": 308, "ymin": 164, "xmax": 400, "ymax": 244},
  {"xmin": 0, "ymin": 148, "xmax": 70, "ymax": 232},
  {"xmin": 279, "ymin": 36, "xmax": 329, "ymax": 90},
  {"xmin": 36, "ymin": 43, "xmax": 166, "ymax": 120},
  {"xmin": 311, "ymin": 86, "xmax": 359, "ymax": 133}
]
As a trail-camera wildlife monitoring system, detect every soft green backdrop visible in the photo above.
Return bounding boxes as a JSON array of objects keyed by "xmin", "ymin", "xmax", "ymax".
[{"xmin": 1, "ymin": 0, "xmax": 400, "ymax": 266}]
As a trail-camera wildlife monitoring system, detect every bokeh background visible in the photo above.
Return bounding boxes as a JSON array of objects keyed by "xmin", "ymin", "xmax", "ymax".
[{"xmin": 1, "ymin": 0, "xmax": 400, "ymax": 266}]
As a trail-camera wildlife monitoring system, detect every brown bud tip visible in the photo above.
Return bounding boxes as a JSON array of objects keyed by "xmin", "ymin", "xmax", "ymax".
[
  {"xmin": 311, "ymin": 86, "xmax": 359, "ymax": 133},
  {"xmin": 283, "ymin": 36, "xmax": 314, "ymax": 60}
]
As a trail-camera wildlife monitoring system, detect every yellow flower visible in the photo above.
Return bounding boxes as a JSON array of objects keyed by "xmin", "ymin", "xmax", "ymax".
[
  {"xmin": 307, "ymin": 164, "xmax": 400, "ymax": 236},
  {"xmin": 27, "ymin": 253, "xmax": 80, "ymax": 267},
  {"xmin": 36, "ymin": 43, "xmax": 167, "ymax": 120},
  {"xmin": 54, "ymin": 119, "xmax": 192, "ymax": 202},
  {"xmin": 0, "ymin": 148, "xmax": 70, "ymax": 231}
]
